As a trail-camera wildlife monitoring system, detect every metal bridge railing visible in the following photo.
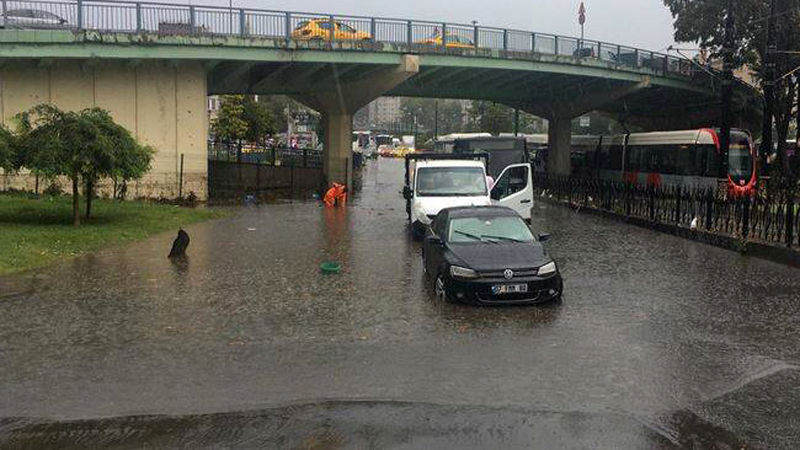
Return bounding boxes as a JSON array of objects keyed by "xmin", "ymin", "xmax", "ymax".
[{"xmin": 2, "ymin": 0, "xmax": 708, "ymax": 82}]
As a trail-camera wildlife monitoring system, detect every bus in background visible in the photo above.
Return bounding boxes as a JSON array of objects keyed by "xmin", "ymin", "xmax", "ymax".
[
  {"xmin": 433, "ymin": 133, "xmax": 492, "ymax": 154},
  {"xmin": 449, "ymin": 135, "xmax": 530, "ymax": 179},
  {"xmin": 581, "ymin": 128, "xmax": 757, "ymax": 195},
  {"xmin": 375, "ymin": 134, "xmax": 394, "ymax": 147},
  {"xmin": 518, "ymin": 133, "xmax": 599, "ymax": 176}
]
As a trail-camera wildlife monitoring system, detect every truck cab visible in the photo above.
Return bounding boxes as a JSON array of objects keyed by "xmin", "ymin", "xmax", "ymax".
[{"xmin": 403, "ymin": 153, "xmax": 533, "ymax": 238}]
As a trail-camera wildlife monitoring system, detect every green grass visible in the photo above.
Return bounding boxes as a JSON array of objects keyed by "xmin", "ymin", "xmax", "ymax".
[{"xmin": 0, "ymin": 192, "xmax": 228, "ymax": 275}]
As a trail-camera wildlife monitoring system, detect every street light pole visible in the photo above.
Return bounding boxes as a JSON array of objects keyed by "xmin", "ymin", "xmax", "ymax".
[
  {"xmin": 434, "ymin": 100, "xmax": 439, "ymax": 140},
  {"xmin": 720, "ymin": 0, "xmax": 734, "ymax": 177},
  {"xmin": 762, "ymin": 0, "xmax": 777, "ymax": 174}
]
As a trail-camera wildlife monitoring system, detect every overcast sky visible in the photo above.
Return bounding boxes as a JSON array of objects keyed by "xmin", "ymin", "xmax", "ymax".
[{"xmin": 221, "ymin": 0, "xmax": 681, "ymax": 52}]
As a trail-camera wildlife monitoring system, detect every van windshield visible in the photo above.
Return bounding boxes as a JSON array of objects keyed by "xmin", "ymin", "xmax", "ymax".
[{"xmin": 416, "ymin": 167, "xmax": 487, "ymax": 197}]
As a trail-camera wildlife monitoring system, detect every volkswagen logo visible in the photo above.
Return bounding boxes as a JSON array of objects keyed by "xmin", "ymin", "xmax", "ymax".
[{"xmin": 503, "ymin": 269, "xmax": 514, "ymax": 280}]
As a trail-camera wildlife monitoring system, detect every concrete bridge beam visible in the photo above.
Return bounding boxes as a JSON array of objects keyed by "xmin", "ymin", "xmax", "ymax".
[
  {"xmin": 294, "ymin": 55, "xmax": 419, "ymax": 191},
  {"xmin": 521, "ymin": 77, "xmax": 652, "ymax": 176}
]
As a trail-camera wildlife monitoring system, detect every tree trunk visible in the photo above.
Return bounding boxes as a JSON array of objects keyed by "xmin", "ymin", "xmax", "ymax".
[
  {"xmin": 72, "ymin": 172, "xmax": 80, "ymax": 226},
  {"xmin": 85, "ymin": 178, "xmax": 93, "ymax": 220}
]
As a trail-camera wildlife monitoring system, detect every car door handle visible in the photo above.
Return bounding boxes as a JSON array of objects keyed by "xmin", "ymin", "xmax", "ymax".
[{"xmin": 520, "ymin": 199, "xmax": 532, "ymax": 204}]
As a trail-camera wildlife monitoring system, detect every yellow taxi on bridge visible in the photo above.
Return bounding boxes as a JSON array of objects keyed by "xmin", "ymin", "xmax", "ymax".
[
  {"xmin": 417, "ymin": 32, "xmax": 475, "ymax": 48},
  {"xmin": 292, "ymin": 19, "xmax": 372, "ymax": 41}
]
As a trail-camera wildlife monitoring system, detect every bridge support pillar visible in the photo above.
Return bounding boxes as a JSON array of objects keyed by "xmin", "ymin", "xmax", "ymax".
[
  {"xmin": 295, "ymin": 55, "xmax": 419, "ymax": 192},
  {"xmin": 519, "ymin": 77, "xmax": 652, "ymax": 177},
  {"xmin": 320, "ymin": 113, "xmax": 354, "ymax": 191},
  {"xmin": 547, "ymin": 117, "xmax": 573, "ymax": 176}
]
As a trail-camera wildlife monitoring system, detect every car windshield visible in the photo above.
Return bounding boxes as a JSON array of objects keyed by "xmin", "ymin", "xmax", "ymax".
[
  {"xmin": 728, "ymin": 133, "xmax": 753, "ymax": 183},
  {"xmin": 449, "ymin": 216, "xmax": 534, "ymax": 243},
  {"xmin": 8, "ymin": 9, "xmax": 35, "ymax": 18},
  {"xmin": 416, "ymin": 167, "xmax": 487, "ymax": 196}
]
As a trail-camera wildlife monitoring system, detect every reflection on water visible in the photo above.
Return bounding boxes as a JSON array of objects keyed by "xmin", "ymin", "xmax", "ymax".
[{"xmin": 1, "ymin": 159, "xmax": 800, "ymax": 447}]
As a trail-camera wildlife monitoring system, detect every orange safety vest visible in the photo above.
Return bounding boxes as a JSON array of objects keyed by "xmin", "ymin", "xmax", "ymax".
[{"xmin": 323, "ymin": 183, "xmax": 347, "ymax": 207}]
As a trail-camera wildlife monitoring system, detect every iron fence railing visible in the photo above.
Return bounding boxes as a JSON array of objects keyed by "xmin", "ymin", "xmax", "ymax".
[
  {"xmin": 1, "ymin": 0, "xmax": 713, "ymax": 83},
  {"xmin": 208, "ymin": 141, "xmax": 322, "ymax": 168},
  {"xmin": 534, "ymin": 175, "xmax": 800, "ymax": 249}
]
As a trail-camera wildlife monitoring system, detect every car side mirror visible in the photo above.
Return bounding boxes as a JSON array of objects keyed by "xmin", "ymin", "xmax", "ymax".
[
  {"xmin": 426, "ymin": 235, "xmax": 443, "ymax": 247},
  {"xmin": 538, "ymin": 232, "xmax": 551, "ymax": 242},
  {"xmin": 402, "ymin": 186, "xmax": 413, "ymax": 200}
]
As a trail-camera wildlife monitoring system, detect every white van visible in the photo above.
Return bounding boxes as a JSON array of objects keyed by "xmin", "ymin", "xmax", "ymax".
[{"xmin": 403, "ymin": 154, "xmax": 533, "ymax": 238}]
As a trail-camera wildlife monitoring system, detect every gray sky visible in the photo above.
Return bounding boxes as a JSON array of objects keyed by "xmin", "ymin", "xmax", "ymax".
[{"xmin": 228, "ymin": 0, "xmax": 681, "ymax": 52}]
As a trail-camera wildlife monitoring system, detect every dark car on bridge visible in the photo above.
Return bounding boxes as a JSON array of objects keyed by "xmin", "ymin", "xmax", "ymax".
[{"xmin": 423, "ymin": 206, "xmax": 562, "ymax": 305}]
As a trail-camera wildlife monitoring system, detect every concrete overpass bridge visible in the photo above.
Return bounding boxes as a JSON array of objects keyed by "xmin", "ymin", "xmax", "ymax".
[{"xmin": 0, "ymin": 0, "xmax": 760, "ymax": 197}]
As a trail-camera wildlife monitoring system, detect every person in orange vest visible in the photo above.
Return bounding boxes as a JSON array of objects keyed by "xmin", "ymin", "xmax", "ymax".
[{"xmin": 323, "ymin": 182, "xmax": 347, "ymax": 207}]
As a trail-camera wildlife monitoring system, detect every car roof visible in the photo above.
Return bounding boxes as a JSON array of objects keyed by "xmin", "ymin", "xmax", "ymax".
[
  {"xmin": 440, "ymin": 206, "xmax": 521, "ymax": 219},
  {"xmin": 415, "ymin": 160, "xmax": 485, "ymax": 169}
]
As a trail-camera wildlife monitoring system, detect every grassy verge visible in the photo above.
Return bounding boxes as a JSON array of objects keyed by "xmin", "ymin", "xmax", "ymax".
[{"xmin": 0, "ymin": 192, "xmax": 228, "ymax": 275}]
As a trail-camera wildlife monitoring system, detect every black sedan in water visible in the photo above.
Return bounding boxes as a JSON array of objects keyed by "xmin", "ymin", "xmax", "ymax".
[{"xmin": 423, "ymin": 206, "xmax": 563, "ymax": 305}]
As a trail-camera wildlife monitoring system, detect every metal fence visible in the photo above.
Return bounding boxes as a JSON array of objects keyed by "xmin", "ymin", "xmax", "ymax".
[
  {"xmin": 208, "ymin": 141, "xmax": 322, "ymax": 168},
  {"xmin": 534, "ymin": 175, "xmax": 800, "ymax": 249},
  {"xmin": 1, "ymin": 0, "xmax": 710, "ymax": 82}
]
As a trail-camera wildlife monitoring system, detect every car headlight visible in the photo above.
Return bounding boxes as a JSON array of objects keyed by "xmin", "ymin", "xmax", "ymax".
[
  {"xmin": 450, "ymin": 265, "xmax": 478, "ymax": 279},
  {"xmin": 537, "ymin": 261, "xmax": 557, "ymax": 276}
]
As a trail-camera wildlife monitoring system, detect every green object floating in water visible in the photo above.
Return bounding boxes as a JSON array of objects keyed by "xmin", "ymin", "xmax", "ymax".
[{"xmin": 320, "ymin": 261, "xmax": 342, "ymax": 274}]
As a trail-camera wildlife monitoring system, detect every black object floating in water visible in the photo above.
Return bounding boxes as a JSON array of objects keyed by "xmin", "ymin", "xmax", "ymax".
[{"xmin": 168, "ymin": 229, "xmax": 190, "ymax": 258}]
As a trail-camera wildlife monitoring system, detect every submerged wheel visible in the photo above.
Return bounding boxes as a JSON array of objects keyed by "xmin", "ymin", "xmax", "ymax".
[{"xmin": 434, "ymin": 273, "xmax": 456, "ymax": 303}]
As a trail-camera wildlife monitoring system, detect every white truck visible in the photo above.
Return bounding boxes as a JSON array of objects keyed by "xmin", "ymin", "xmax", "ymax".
[{"xmin": 403, "ymin": 153, "xmax": 533, "ymax": 238}]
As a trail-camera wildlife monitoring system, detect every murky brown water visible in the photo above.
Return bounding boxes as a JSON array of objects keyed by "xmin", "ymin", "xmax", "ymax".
[{"xmin": 2, "ymin": 158, "xmax": 800, "ymax": 448}]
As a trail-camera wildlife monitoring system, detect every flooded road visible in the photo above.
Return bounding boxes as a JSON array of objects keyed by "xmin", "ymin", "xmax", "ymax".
[{"xmin": 2, "ymin": 158, "xmax": 800, "ymax": 448}]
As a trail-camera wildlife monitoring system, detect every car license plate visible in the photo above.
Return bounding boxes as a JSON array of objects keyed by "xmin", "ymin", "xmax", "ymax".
[{"xmin": 492, "ymin": 284, "xmax": 528, "ymax": 295}]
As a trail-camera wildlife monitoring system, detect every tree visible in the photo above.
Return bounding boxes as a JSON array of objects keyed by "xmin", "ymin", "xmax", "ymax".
[
  {"xmin": 467, "ymin": 101, "xmax": 514, "ymax": 135},
  {"xmin": 211, "ymin": 95, "xmax": 249, "ymax": 144},
  {"xmin": 242, "ymin": 96, "xmax": 276, "ymax": 146},
  {"xmin": 82, "ymin": 108, "xmax": 154, "ymax": 205},
  {"xmin": 16, "ymin": 105, "xmax": 151, "ymax": 225},
  {"xmin": 663, "ymin": 0, "xmax": 800, "ymax": 179},
  {"xmin": 0, "ymin": 124, "xmax": 17, "ymax": 172},
  {"xmin": 401, "ymin": 98, "xmax": 468, "ymax": 136}
]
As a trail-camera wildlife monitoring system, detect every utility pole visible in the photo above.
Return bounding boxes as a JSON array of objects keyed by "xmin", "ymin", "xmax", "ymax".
[
  {"xmin": 514, "ymin": 108, "xmax": 520, "ymax": 136},
  {"xmin": 762, "ymin": 0, "xmax": 777, "ymax": 174},
  {"xmin": 434, "ymin": 100, "xmax": 439, "ymax": 140},
  {"xmin": 720, "ymin": 0, "xmax": 734, "ymax": 177}
]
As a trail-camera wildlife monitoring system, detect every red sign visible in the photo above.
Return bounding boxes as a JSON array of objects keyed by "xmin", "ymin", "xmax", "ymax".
[{"xmin": 578, "ymin": 2, "xmax": 586, "ymax": 25}]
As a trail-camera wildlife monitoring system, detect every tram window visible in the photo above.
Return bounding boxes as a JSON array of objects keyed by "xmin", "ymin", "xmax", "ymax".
[
  {"xmin": 608, "ymin": 144, "xmax": 623, "ymax": 171},
  {"xmin": 659, "ymin": 146, "xmax": 677, "ymax": 175},
  {"xmin": 700, "ymin": 145, "xmax": 719, "ymax": 177},
  {"xmin": 628, "ymin": 146, "xmax": 644, "ymax": 172},
  {"xmin": 676, "ymin": 145, "xmax": 696, "ymax": 176},
  {"xmin": 694, "ymin": 145, "xmax": 707, "ymax": 176}
]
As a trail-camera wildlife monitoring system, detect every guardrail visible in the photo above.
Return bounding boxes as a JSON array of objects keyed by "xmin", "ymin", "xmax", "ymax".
[
  {"xmin": 535, "ymin": 175, "xmax": 799, "ymax": 250},
  {"xmin": 0, "ymin": 0, "xmax": 710, "ymax": 81},
  {"xmin": 208, "ymin": 141, "xmax": 323, "ymax": 168}
]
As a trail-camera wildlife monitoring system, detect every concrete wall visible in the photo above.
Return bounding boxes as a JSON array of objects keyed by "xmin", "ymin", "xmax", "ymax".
[{"xmin": 0, "ymin": 60, "xmax": 208, "ymax": 199}]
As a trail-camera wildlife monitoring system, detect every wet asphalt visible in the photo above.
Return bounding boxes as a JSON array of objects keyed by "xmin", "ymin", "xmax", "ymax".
[{"xmin": 2, "ymin": 158, "xmax": 800, "ymax": 449}]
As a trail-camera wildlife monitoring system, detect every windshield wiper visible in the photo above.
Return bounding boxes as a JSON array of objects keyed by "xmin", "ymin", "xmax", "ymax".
[
  {"xmin": 481, "ymin": 235, "xmax": 523, "ymax": 243},
  {"xmin": 453, "ymin": 230, "xmax": 483, "ymax": 241}
]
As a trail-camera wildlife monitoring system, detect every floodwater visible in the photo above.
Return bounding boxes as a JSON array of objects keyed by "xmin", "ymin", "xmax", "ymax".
[{"xmin": 2, "ymin": 158, "xmax": 800, "ymax": 448}]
